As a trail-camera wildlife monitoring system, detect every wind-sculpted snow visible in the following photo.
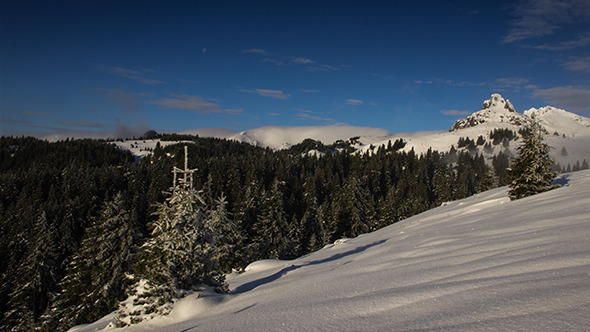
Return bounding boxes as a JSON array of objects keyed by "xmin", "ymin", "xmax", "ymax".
[{"xmin": 73, "ymin": 170, "xmax": 590, "ymax": 331}]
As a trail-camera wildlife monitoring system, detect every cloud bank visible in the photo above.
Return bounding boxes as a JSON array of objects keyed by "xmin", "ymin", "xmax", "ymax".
[
  {"xmin": 502, "ymin": 0, "xmax": 590, "ymax": 45},
  {"xmin": 532, "ymin": 86, "xmax": 590, "ymax": 113},
  {"xmin": 100, "ymin": 65, "xmax": 165, "ymax": 85},
  {"xmin": 240, "ymin": 88, "xmax": 291, "ymax": 99},
  {"xmin": 152, "ymin": 94, "xmax": 242, "ymax": 114}
]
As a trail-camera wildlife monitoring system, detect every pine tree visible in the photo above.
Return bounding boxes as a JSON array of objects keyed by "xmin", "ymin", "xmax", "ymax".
[
  {"xmin": 297, "ymin": 177, "xmax": 325, "ymax": 254},
  {"xmin": 115, "ymin": 147, "xmax": 224, "ymax": 326},
  {"xmin": 477, "ymin": 164, "xmax": 499, "ymax": 193},
  {"xmin": 253, "ymin": 178, "xmax": 289, "ymax": 259},
  {"xmin": 508, "ymin": 118, "xmax": 558, "ymax": 200},
  {"xmin": 208, "ymin": 194, "xmax": 244, "ymax": 273},
  {"xmin": 4, "ymin": 211, "xmax": 58, "ymax": 331},
  {"xmin": 52, "ymin": 192, "xmax": 135, "ymax": 330},
  {"xmin": 332, "ymin": 175, "xmax": 369, "ymax": 240}
]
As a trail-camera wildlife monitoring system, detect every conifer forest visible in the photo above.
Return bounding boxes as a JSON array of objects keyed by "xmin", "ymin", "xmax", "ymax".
[{"xmin": 0, "ymin": 135, "xmax": 500, "ymax": 331}]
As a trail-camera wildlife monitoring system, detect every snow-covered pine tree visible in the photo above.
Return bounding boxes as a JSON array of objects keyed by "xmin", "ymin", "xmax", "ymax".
[
  {"xmin": 508, "ymin": 117, "xmax": 558, "ymax": 200},
  {"xmin": 4, "ymin": 211, "xmax": 58, "ymax": 331},
  {"xmin": 298, "ymin": 178, "xmax": 325, "ymax": 254},
  {"xmin": 208, "ymin": 194, "xmax": 244, "ymax": 274},
  {"xmin": 477, "ymin": 163, "xmax": 499, "ymax": 193},
  {"xmin": 332, "ymin": 175, "xmax": 369, "ymax": 240},
  {"xmin": 52, "ymin": 192, "xmax": 134, "ymax": 330},
  {"xmin": 252, "ymin": 178, "xmax": 289, "ymax": 259},
  {"xmin": 115, "ymin": 146, "xmax": 225, "ymax": 326}
]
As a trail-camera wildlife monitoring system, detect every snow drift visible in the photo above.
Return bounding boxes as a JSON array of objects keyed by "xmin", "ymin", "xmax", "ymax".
[{"xmin": 73, "ymin": 170, "xmax": 590, "ymax": 331}]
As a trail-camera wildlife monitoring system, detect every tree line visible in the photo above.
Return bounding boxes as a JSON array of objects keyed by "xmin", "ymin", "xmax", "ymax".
[{"xmin": 0, "ymin": 135, "xmax": 498, "ymax": 331}]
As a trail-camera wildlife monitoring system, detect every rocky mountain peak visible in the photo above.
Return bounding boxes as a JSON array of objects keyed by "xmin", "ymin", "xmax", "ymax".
[
  {"xmin": 481, "ymin": 93, "xmax": 516, "ymax": 113},
  {"xmin": 450, "ymin": 93, "xmax": 527, "ymax": 131}
]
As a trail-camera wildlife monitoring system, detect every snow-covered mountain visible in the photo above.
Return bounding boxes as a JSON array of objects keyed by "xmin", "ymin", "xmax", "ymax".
[
  {"xmin": 358, "ymin": 94, "xmax": 590, "ymax": 168},
  {"xmin": 449, "ymin": 93, "xmax": 529, "ymax": 130},
  {"xmin": 117, "ymin": 93, "xmax": 590, "ymax": 169},
  {"xmin": 73, "ymin": 170, "xmax": 590, "ymax": 331},
  {"xmin": 181, "ymin": 125, "xmax": 392, "ymax": 150},
  {"xmin": 524, "ymin": 106, "xmax": 590, "ymax": 138}
]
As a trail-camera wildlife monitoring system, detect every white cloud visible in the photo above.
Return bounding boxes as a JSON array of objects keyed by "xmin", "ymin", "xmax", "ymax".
[
  {"xmin": 291, "ymin": 57, "xmax": 316, "ymax": 64},
  {"xmin": 58, "ymin": 121, "xmax": 115, "ymax": 128},
  {"xmin": 294, "ymin": 109, "xmax": 338, "ymax": 123},
  {"xmin": 296, "ymin": 112, "xmax": 322, "ymax": 121},
  {"xmin": 526, "ymin": 33, "xmax": 590, "ymax": 50},
  {"xmin": 262, "ymin": 56, "xmax": 319, "ymax": 67},
  {"xmin": 152, "ymin": 94, "xmax": 243, "ymax": 114},
  {"xmin": 491, "ymin": 77, "xmax": 531, "ymax": 92},
  {"xmin": 100, "ymin": 65, "xmax": 165, "ymax": 85},
  {"xmin": 414, "ymin": 78, "xmax": 484, "ymax": 87},
  {"xmin": 242, "ymin": 48, "xmax": 268, "ymax": 55},
  {"xmin": 262, "ymin": 58, "xmax": 285, "ymax": 65},
  {"xmin": 441, "ymin": 110, "xmax": 471, "ymax": 116},
  {"xmin": 240, "ymin": 88, "xmax": 291, "ymax": 99},
  {"xmin": 531, "ymin": 86, "xmax": 590, "ymax": 113},
  {"xmin": 245, "ymin": 49, "xmax": 339, "ymax": 73},
  {"xmin": 371, "ymin": 73, "xmax": 392, "ymax": 80},
  {"xmin": 562, "ymin": 56, "xmax": 590, "ymax": 73},
  {"xmin": 345, "ymin": 99, "xmax": 363, "ymax": 105},
  {"xmin": 502, "ymin": 0, "xmax": 590, "ymax": 44},
  {"xmin": 494, "ymin": 77, "xmax": 530, "ymax": 88},
  {"xmin": 19, "ymin": 110, "xmax": 51, "ymax": 117},
  {"xmin": 308, "ymin": 64, "xmax": 340, "ymax": 72}
]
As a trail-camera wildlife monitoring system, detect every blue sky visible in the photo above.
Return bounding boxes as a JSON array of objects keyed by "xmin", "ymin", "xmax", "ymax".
[{"xmin": 1, "ymin": 0, "xmax": 589, "ymax": 138}]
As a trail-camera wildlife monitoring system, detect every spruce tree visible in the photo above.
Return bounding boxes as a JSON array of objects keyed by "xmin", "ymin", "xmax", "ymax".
[
  {"xmin": 508, "ymin": 118, "xmax": 558, "ymax": 200},
  {"xmin": 253, "ymin": 178, "xmax": 289, "ymax": 259},
  {"xmin": 115, "ymin": 147, "xmax": 224, "ymax": 326},
  {"xmin": 208, "ymin": 194, "xmax": 244, "ymax": 273},
  {"xmin": 332, "ymin": 175, "xmax": 369, "ymax": 240},
  {"xmin": 298, "ymin": 179, "xmax": 325, "ymax": 254},
  {"xmin": 52, "ymin": 193, "xmax": 134, "ymax": 329},
  {"xmin": 4, "ymin": 211, "xmax": 58, "ymax": 331}
]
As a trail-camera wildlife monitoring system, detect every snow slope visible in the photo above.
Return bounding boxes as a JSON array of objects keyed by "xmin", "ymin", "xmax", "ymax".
[
  {"xmin": 113, "ymin": 94, "xmax": 589, "ymax": 169},
  {"xmin": 360, "ymin": 94, "xmax": 590, "ymax": 167},
  {"xmin": 73, "ymin": 170, "xmax": 590, "ymax": 331},
  {"xmin": 224, "ymin": 125, "xmax": 391, "ymax": 150}
]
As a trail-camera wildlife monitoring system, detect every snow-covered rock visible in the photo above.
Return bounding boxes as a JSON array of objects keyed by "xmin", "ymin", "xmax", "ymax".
[
  {"xmin": 361, "ymin": 93, "xmax": 590, "ymax": 168},
  {"xmin": 114, "ymin": 93, "xmax": 590, "ymax": 169},
  {"xmin": 450, "ymin": 93, "xmax": 530, "ymax": 131}
]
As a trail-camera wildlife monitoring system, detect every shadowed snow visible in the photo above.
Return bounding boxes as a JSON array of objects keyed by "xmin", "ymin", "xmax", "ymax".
[{"xmin": 73, "ymin": 170, "xmax": 590, "ymax": 331}]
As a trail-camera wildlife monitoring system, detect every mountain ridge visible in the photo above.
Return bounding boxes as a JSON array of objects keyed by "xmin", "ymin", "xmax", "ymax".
[
  {"xmin": 450, "ymin": 93, "xmax": 529, "ymax": 131},
  {"xmin": 116, "ymin": 93, "xmax": 590, "ymax": 169}
]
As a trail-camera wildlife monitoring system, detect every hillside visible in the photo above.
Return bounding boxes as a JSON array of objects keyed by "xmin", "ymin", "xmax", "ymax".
[
  {"xmin": 116, "ymin": 94, "xmax": 590, "ymax": 170},
  {"xmin": 361, "ymin": 94, "xmax": 590, "ymax": 168},
  {"xmin": 74, "ymin": 170, "xmax": 590, "ymax": 331}
]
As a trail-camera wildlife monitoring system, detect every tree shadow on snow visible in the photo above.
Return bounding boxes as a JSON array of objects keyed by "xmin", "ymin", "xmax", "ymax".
[
  {"xmin": 553, "ymin": 173, "xmax": 571, "ymax": 187},
  {"xmin": 231, "ymin": 239, "xmax": 387, "ymax": 295}
]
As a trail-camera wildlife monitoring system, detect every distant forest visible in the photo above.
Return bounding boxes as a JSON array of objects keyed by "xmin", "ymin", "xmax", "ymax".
[{"xmin": 1, "ymin": 135, "xmax": 504, "ymax": 331}]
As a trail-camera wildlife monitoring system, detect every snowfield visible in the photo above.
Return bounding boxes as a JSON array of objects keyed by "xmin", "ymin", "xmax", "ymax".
[{"xmin": 73, "ymin": 170, "xmax": 590, "ymax": 331}]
